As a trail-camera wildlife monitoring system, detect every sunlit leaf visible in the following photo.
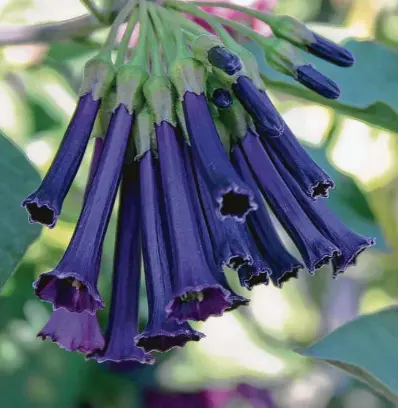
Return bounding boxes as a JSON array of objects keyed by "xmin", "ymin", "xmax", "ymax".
[{"xmin": 300, "ymin": 307, "xmax": 398, "ymax": 403}]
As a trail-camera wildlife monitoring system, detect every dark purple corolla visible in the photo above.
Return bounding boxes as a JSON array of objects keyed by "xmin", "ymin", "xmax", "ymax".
[
  {"xmin": 307, "ymin": 32, "xmax": 355, "ymax": 67},
  {"xmin": 33, "ymin": 104, "xmax": 134, "ymax": 314},
  {"xmin": 38, "ymin": 308, "xmax": 104, "ymax": 354},
  {"xmin": 156, "ymin": 120, "xmax": 232, "ymax": 323},
  {"xmin": 183, "ymin": 144, "xmax": 249, "ymax": 311},
  {"xmin": 91, "ymin": 162, "xmax": 154, "ymax": 364},
  {"xmin": 22, "ymin": 92, "xmax": 101, "ymax": 228},
  {"xmin": 183, "ymin": 91, "xmax": 257, "ymax": 222},
  {"xmin": 296, "ymin": 65, "xmax": 340, "ymax": 99},
  {"xmin": 240, "ymin": 131, "xmax": 340, "ymax": 273},
  {"xmin": 267, "ymin": 147, "xmax": 375, "ymax": 276},
  {"xmin": 135, "ymin": 151, "xmax": 204, "ymax": 352},
  {"xmin": 211, "ymin": 88, "xmax": 233, "ymax": 109},
  {"xmin": 232, "ymin": 141, "xmax": 303, "ymax": 287},
  {"xmin": 232, "ymin": 76, "xmax": 284, "ymax": 137},
  {"xmin": 208, "ymin": 46, "xmax": 242, "ymax": 75},
  {"xmin": 264, "ymin": 124, "xmax": 334, "ymax": 198}
]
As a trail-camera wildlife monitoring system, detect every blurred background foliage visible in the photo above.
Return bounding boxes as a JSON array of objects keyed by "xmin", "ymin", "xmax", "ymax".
[{"xmin": 1, "ymin": 0, "xmax": 398, "ymax": 407}]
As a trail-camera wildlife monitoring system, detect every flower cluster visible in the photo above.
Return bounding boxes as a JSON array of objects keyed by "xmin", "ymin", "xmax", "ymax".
[{"xmin": 23, "ymin": 0, "xmax": 374, "ymax": 363}]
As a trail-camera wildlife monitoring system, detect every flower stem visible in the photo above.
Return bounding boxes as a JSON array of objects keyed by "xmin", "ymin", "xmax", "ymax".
[
  {"xmin": 129, "ymin": 0, "xmax": 149, "ymax": 68},
  {"xmin": 193, "ymin": 1, "xmax": 277, "ymax": 26},
  {"xmin": 80, "ymin": 0, "xmax": 106, "ymax": 23},
  {"xmin": 100, "ymin": 0, "xmax": 137, "ymax": 58},
  {"xmin": 115, "ymin": 8, "xmax": 139, "ymax": 68},
  {"xmin": 148, "ymin": 17, "xmax": 164, "ymax": 76}
]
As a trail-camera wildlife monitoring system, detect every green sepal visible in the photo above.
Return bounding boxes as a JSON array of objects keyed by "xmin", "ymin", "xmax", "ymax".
[
  {"xmin": 176, "ymin": 102, "xmax": 190, "ymax": 144},
  {"xmin": 192, "ymin": 34, "xmax": 224, "ymax": 65},
  {"xmin": 169, "ymin": 57, "xmax": 207, "ymax": 100},
  {"xmin": 206, "ymin": 74, "xmax": 231, "ymax": 100},
  {"xmin": 79, "ymin": 54, "xmax": 115, "ymax": 100},
  {"xmin": 143, "ymin": 76, "xmax": 176, "ymax": 126},
  {"xmin": 213, "ymin": 118, "xmax": 231, "ymax": 154},
  {"xmin": 218, "ymin": 97, "xmax": 248, "ymax": 145},
  {"xmin": 265, "ymin": 38, "xmax": 304, "ymax": 78},
  {"xmin": 271, "ymin": 15, "xmax": 316, "ymax": 48},
  {"xmin": 238, "ymin": 47, "xmax": 265, "ymax": 90},
  {"xmin": 114, "ymin": 64, "xmax": 149, "ymax": 114},
  {"xmin": 132, "ymin": 106, "xmax": 156, "ymax": 160}
]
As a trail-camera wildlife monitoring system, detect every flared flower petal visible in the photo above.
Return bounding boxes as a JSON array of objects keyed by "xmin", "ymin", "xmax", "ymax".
[
  {"xmin": 268, "ymin": 148, "xmax": 375, "ymax": 276},
  {"xmin": 232, "ymin": 142, "xmax": 303, "ymax": 287},
  {"xmin": 264, "ymin": 124, "xmax": 334, "ymax": 198},
  {"xmin": 34, "ymin": 104, "xmax": 134, "ymax": 313},
  {"xmin": 183, "ymin": 144, "xmax": 249, "ymax": 311},
  {"xmin": 183, "ymin": 91, "xmax": 257, "ymax": 222},
  {"xmin": 296, "ymin": 65, "xmax": 340, "ymax": 99},
  {"xmin": 38, "ymin": 308, "xmax": 104, "ymax": 354},
  {"xmin": 156, "ymin": 121, "xmax": 232, "ymax": 323},
  {"xmin": 90, "ymin": 162, "xmax": 154, "ymax": 364},
  {"xmin": 22, "ymin": 92, "xmax": 101, "ymax": 228},
  {"xmin": 240, "ymin": 131, "xmax": 340, "ymax": 273},
  {"xmin": 232, "ymin": 76, "xmax": 284, "ymax": 137},
  {"xmin": 136, "ymin": 151, "xmax": 204, "ymax": 352},
  {"xmin": 307, "ymin": 33, "xmax": 355, "ymax": 67}
]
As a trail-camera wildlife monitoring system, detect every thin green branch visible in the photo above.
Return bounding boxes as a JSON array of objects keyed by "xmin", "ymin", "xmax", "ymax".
[
  {"xmin": 115, "ymin": 7, "xmax": 138, "ymax": 67},
  {"xmin": 81, "ymin": 0, "xmax": 106, "ymax": 24},
  {"xmin": 148, "ymin": 17, "xmax": 163, "ymax": 76}
]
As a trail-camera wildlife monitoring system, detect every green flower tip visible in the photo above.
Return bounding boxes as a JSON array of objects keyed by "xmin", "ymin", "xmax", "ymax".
[
  {"xmin": 192, "ymin": 34, "xmax": 224, "ymax": 64},
  {"xmin": 143, "ymin": 76, "xmax": 176, "ymax": 126},
  {"xmin": 272, "ymin": 15, "xmax": 316, "ymax": 47},
  {"xmin": 114, "ymin": 65, "xmax": 149, "ymax": 114},
  {"xmin": 79, "ymin": 56, "xmax": 115, "ymax": 100},
  {"xmin": 169, "ymin": 58, "xmax": 207, "ymax": 100}
]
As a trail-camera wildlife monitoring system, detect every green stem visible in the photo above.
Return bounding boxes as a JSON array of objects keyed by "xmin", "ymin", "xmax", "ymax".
[
  {"xmin": 115, "ymin": 7, "xmax": 138, "ymax": 68},
  {"xmin": 164, "ymin": 1, "xmax": 238, "ymax": 50},
  {"xmin": 81, "ymin": 0, "xmax": 106, "ymax": 23},
  {"xmin": 193, "ymin": 1, "xmax": 277, "ymax": 26},
  {"xmin": 100, "ymin": 0, "xmax": 137, "ymax": 58},
  {"xmin": 148, "ymin": 17, "xmax": 163, "ymax": 76},
  {"xmin": 161, "ymin": 7, "xmax": 208, "ymax": 35},
  {"xmin": 129, "ymin": 0, "xmax": 149, "ymax": 67},
  {"xmin": 148, "ymin": 4, "xmax": 174, "ymax": 66}
]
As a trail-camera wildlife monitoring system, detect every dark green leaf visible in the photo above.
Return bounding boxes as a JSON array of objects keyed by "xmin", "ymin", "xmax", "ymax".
[
  {"xmin": 300, "ymin": 307, "xmax": 398, "ymax": 403},
  {"xmin": 249, "ymin": 40, "xmax": 398, "ymax": 133},
  {"xmin": 0, "ymin": 131, "xmax": 42, "ymax": 291}
]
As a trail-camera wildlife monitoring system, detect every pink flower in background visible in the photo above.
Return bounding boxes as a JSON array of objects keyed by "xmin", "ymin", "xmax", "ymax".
[{"xmin": 187, "ymin": 0, "xmax": 278, "ymax": 36}]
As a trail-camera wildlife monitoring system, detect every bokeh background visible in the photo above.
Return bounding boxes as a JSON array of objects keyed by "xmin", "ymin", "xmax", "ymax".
[{"xmin": 1, "ymin": 0, "xmax": 398, "ymax": 407}]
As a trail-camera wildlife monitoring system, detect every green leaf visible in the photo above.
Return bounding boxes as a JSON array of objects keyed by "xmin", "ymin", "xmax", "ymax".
[
  {"xmin": 299, "ymin": 307, "xmax": 398, "ymax": 403},
  {"xmin": 0, "ymin": 132, "xmax": 42, "ymax": 291},
  {"xmin": 249, "ymin": 40, "xmax": 398, "ymax": 133},
  {"xmin": 305, "ymin": 145, "xmax": 387, "ymax": 250}
]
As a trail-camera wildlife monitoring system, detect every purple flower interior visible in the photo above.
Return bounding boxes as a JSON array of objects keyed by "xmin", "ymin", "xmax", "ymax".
[
  {"xmin": 34, "ymin": 272, "xmax": 104, "ymax": 314},
  {"xmin": 24, "ymin": 201, "xmax": 56, "ymax": 227},
  {"xmin": 167, "ymin": 285, "xmax": 232, "ymax": 323},
  {"xmin": 219, "ymin": 190, "xmax": 252, "ymax": 220}
]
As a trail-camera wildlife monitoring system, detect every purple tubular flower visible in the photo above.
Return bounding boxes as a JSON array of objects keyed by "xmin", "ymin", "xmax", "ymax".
[
  {"xmin": 135, "ymin": 151, "xmax": 204, "ymax": 352},
  {"xmin": 208, "ymin": 46, "xmax": 242, "ymax": 75},
  {"xmin": 240, "ymin": 131, "xmax": 340, "ymax": 274},
  {"xmin": 91, "ymin": 162, "xmax": 154, "ymax": 364},
  {"xmin": 183, "ymin": 91, "xmax": 257, "ymax": 222},
  {"xmin": 232, "ymin": 142, "xmax": 303, "ymax": 287},
  {"xmin": 232, "ymin": 76, "xmax": 284, "ymax": 137},
  {"xmin": 156, "ymin": 121, "xmax": 232, "ymax": 323},
  {"xmin": 183, "ymin": 145, "xmax": 249, "ymax": 311},
  {"xmin": 38, "ymin": 308, "xmax": 104, "ymax": 354},
  {"xmin": 268, "ymin": 148, "xmax": 375, "ymax": 276},
  {"xmin": 296, "ymin": 65, "xmax": 340, "ymax": 99},
  {"xmin": 22, "ymin": 92, "xmax": 101, "ymax": 228},
  {"xmin": 85, "ymin": 137, "xmax": 104, "ymax": 196},
  {"xmin": 264, "ymin": 125, "xmax": 334, "ymax": 198},
  {"xmin": 33, "ymin": 104, "xmax": 134, "ymax": 313},
  {"xmin": 307, "ymin": 33, "xmax": 355, "ymax": 67},
  {"xmin": 212, "ymin": 88, "xmax": 233, "ymax": 109}
]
